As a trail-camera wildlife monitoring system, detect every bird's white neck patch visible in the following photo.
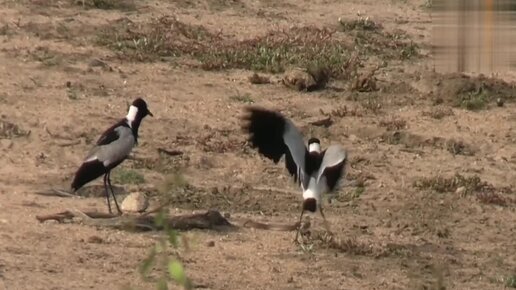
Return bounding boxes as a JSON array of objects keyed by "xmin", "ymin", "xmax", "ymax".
[
  {"xmin": 126, "ymin": 105, "xmax": 138, "ymax": 123},
  {"xmin": 303, "ymin": 188, "xmax": 320, "ymax": 201},
  {"xmin": 309, "ymin": 143, "xmax": 321, "ymax": 153}
]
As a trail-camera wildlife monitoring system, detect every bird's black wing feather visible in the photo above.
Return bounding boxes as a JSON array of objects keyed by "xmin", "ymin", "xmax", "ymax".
[
  {"xmin": 96, "ymin": 120, "xmax": 127, "ymax": 146},
  {"xmin": 284, "ymin": 148, "xmax": 300, "ymax": 185},
  {"xmin": 242, "ymin": 107, "xmax": 289, "ymax": 163},
  {"xmin": 242, "ymin": 106, "xmax": 308, "ymax": 185}
]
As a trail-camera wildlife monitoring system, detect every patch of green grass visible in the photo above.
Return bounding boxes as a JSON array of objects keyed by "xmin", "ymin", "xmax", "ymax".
[
  {"xmin": 113, "ymin": 169, "xmax": 145, "ymax": 185},
  {"xmin": 506, "ymin": 275, "xmax": 516, "ymax": 288},
  {"xmin": 456, "ymin": 86, "xmax": 490, "ymax": 111},
  {"xmin": 413, "ymin": 173, "xmax": 488, "ymax": 194}
]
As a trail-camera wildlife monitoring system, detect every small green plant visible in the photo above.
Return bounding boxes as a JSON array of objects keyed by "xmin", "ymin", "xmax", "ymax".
[
  {"xmin": 457, "ymin": 87, "xmax": 489, "ymax": 111},
  {"xmin": 113, "ymin": 169, "xmax": 145, "ymax": 185},
  {"xmin": 139, "ymin": 209, "xmax": 193, "ymax": 290},
  {"xmin": 506, "ymin": 275, "xmax": 516, "ymax": 288}
]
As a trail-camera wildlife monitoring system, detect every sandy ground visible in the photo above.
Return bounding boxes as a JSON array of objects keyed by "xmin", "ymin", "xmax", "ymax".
[{"xmin": 0, "ymin": 0, "xmax": 515, "ymax": 289}]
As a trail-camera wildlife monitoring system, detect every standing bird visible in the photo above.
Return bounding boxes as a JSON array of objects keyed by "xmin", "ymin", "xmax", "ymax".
[
  {"xmin": 241, "ymin": 106, "xmax": 348, "ymax": 241},
  {"xmin": 71, "ymin": 98, "xmax": 153, "ymax": 214}
]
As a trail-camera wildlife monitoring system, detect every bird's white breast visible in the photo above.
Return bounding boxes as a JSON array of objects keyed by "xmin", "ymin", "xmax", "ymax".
[{"xmin": 302, "ymin": 177, "xmax": 325, "ymax": 202}]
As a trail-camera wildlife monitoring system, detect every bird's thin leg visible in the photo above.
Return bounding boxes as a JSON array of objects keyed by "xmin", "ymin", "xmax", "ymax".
[
  {"xmin": 319, "ymin": 206, "xmax": 333, "ymax": 236},
  {"xmin": 107, "ymin": 171, "xmax": 122, "ymax": 215},
  {"xmin": 103, "ymin": 173, "xmax": 112, "ymax": 214},
  {"xmin": 294, "ymin": 208, "xmax": 305, "ymax": 243}
]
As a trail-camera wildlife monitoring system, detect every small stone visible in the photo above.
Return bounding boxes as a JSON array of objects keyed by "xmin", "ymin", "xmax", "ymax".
[
  {"xmin": 455, "ymin": 186, "xmax": 466, "ymax": 195},
  {"xmin": 206, "ymin": 241, "xmax": 215, "ymax": 247},
  {"xmin": 496, "ymin": 98, "xmax": 504, "ymax": 107},
  {"xmin": 121, "ymin": 192, "xmax": 149, "ymax": 213}
]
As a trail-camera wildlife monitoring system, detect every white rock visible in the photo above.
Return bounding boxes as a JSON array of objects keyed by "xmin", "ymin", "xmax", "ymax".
[
  {"xmin": 455, "ymin": 186, "xmax": 466, "ymax": 195},
  {"xmin": 121, "ymin": 192, "xmax": 149, "ymax": 213}
]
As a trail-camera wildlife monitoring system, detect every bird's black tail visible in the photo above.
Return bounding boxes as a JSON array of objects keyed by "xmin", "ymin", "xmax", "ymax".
[{"xmin": 71, "ymin": 160, "xmax": 107, "ymax": 191}]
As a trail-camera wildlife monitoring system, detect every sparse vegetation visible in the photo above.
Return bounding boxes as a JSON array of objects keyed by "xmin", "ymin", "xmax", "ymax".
[
  {"xmin": 434, "ymin": 73, "xmax": 516, "ymax": 111},
  {"xmin": 113, "ymin": 169, "xmax": 145, "ymax": 185},
  {"xmin": 97, "ymin": 15, "xmax": 419, "ymax": 82},
  {"xmin": 506, "ymin": 275, "xmax": 516, "ymax": 288},
  {"xmin": 414, "ymin": 173, "xmax": 488, "ymax": 194}
]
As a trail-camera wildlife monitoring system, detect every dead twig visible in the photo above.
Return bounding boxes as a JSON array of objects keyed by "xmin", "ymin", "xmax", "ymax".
[
  {"xmin": 36, "ymin": 209, "xmax": 234, "ymax": 231},
  {"xmin": 157, "ymin": 148, "xmax": 184, "ymax": 156},
  {"xmin": 242, "ymin": 219, "xmax": 299, "ymax": 231},
  {"xmin": 55, "ymin": 140, "xmax": 81, "ymax": 147},
  {"xmin": 309, "ymin": 116, "xmax": 333, "ymax": 128},
  {"xmin": 34, "ymin": 188, "xmax": 80, "ymax": 198}
]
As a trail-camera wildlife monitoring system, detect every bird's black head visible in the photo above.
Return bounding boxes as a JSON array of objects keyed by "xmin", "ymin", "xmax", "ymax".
[
  {"xmin": 131, "ymin": 98, "xmax": 153, "ymax": 118},
  {"xmin": 307, "ymin": 137, "xmax": 321, "ymax": 153},
  {"xmin": 302, "ymin": 198, "xmax": 317, "ymax": 213},
  {"xmin": 308, "ymin": 137, "xmax": 320, "ymax": 146}
]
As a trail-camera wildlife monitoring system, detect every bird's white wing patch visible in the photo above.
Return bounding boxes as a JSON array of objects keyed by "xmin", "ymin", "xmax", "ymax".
[
  {"xmin": 84, "ymin": 155, "xmax": 98, "ymax": 162},
  {"xmin": 317, "ymin": 145, "xmax": 347, "ymax": 182},
  {"xmin": 303, "ymin": 177, "xmax": 324, "ymax": 201}
]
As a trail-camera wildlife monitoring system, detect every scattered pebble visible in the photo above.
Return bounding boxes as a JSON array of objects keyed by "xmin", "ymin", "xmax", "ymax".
[
  {"xmin": 496, "ymin": 98, "xmax": 504, "ymax": 107},
  {"xmin": 206, "ymin": 241, "xmax": 215, "ymax": 247}
]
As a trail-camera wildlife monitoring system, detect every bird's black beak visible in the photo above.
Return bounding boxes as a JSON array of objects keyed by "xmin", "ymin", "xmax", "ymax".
[{"xmin": 147, "ymin": 110, "xmax": 153, "ymax": 117}]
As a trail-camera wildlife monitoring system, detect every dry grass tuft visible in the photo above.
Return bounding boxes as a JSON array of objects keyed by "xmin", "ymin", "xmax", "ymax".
[
  {"xmin": 0, "ymin": 120, "xmax": 31, "ymax": 139},
  {"xmin": 414, "ymin": 173, "xmax": 488, "ymax": 194}
]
